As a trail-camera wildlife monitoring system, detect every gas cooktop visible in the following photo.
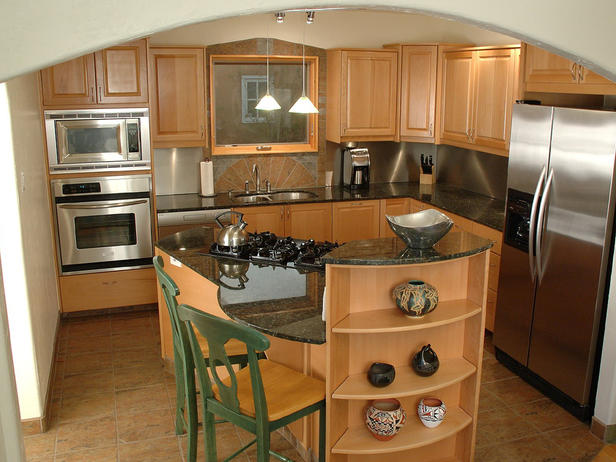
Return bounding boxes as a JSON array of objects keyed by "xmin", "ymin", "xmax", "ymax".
[{"xmin": 204, "ymin": 231, "xmax": 339, "ymax": 270}]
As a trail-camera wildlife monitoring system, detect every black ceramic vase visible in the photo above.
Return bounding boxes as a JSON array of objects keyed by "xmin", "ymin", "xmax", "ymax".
[
  {"xmin": 412, "ymin": 344, "xmax": 440, "ymax": 377},
  {"xmin": 367, "ymin": 362, "xmax": 396, "ymax": 387}
]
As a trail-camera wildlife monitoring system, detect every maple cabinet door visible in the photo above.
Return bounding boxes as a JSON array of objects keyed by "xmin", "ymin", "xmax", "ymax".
[
  {"xmin": 286, "ymin": 203, "xmax": 332, "ymax": 242},
  {"xmin": 232, "ymin": 206, "xmax": 285, "ymax": 236},
  {"xmin": 332, "ymin": 200, "xmax": 380, "ymax": 243},
  {"xmin": 439, "ymin": 51, "xmax": 475, "ymax": 146},
  {"xmin": 40, "ymin": 54, "xmax": 96, "ymax": 106},
  {"xmin": 95, "ymin": 39, "xmax": 148, "ymax": 104}
]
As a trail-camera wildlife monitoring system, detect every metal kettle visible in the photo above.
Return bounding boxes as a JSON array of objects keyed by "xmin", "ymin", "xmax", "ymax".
[
  {"xmin": 215, "ymin": 211, "xmax": 249, "ymax": 247},
  {"xmin": 218, "ymin": 258, "xmax": 250, "ymax": 290}
]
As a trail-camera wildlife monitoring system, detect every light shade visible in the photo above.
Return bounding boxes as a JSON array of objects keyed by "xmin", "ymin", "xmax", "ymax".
[
  {"xmin": 255, "ymin": 93, "xmax": 281, "ymax": 111},
  {"xmin": 289, "ymin": 96, "xmax": 318, "ymax": 114}
]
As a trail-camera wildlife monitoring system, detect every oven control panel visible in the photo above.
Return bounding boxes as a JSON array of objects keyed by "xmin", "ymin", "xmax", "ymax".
[{"xmin": 62, "ymin": 183, "xmax": 102, "ymax": 195}]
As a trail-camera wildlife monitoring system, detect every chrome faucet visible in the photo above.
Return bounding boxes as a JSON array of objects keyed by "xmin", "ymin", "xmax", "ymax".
[{"xmin": 252, "ymin": 164, "xmax": 260, "ymax": 192}]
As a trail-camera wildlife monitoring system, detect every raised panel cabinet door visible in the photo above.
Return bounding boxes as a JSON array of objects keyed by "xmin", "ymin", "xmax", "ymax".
[
  {"xmin": 332, "ymin": 200, "xmax": 380, "ymax": 243},
  {"xmin": 285, "ymin": 203, "xmax": 333, "ymax": 242},
  {"xmin": 379, "ymin": 198, "xmax": 411, "ymax": 238},
  {"xmin": 149, "ymin": 47, "xmax": 206, "ymax": 147},
  {"xmin": 341, "ymin": 51, "xmax": 397, "ymax": 138},
  {"xmin": 95, "ymin": 39, "xmax": 148, "ymax": 104},
  {"xmin": 439, "ymin": 51, "xmax": 475, "ymax": 146},
  {"xmin": 40, "ymin": 54, "xmax": 97, "ymax": 106},
  {"xmin": 524, "ymin": 43, "xmax": 578, "ymax": 85},
  {"xmin": 399, "ymin": 45, "xmax": 437, "ymax": 141},
  {"xmin": 232, "ymin": 206, "xmax": 285, "ymax": 236},
  {"xmin": 473, "ymin": 48, "xmax": 518, "ymax": 154},
  {"xmin": 578, "ymin": 66, "xmax": 616, "ymax": 93}
]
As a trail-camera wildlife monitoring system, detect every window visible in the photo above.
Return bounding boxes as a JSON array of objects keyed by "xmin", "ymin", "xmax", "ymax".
[{"xmin": 210, "ymin": 55, "xmax": 318, "ymax": 155}]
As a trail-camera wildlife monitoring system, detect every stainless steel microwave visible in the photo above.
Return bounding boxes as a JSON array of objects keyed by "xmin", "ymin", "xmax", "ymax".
[{"xmin": 44, "ymin": 108, "xmax": 151, "ymax": 173}]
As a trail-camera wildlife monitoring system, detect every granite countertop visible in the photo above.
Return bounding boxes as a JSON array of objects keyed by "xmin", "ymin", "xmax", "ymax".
[
  {"xmin": 156, "ymin": 182, "xmax": 505, "ymax": 231},
  {"xmin": 156, "ymin": 226, "xmax": 493, "ymax": 344}
]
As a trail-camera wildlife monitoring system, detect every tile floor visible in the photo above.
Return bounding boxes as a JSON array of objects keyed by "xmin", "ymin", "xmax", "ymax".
[{"xmin": 23, "ymin": 308, "xmax": 605, "ymax": 461}]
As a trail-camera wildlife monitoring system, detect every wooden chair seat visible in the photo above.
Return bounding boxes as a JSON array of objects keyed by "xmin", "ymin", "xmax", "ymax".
[
  {"xmin": 594, "ymin": 445, "xmax": 616, "ymax": 462},
  {"xmin": 214, "ymin": 359, "xmax": 325, "ymax": 421},
  {"xmin": 197, "ymin": 333, "xmax": 248, "ymax": 358}
]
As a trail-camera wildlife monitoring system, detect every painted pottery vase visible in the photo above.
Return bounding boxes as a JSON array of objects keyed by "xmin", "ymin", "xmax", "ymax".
[
  {"xmin": 365, "ymin": 398, "xmax": 407, "ymax": 441},
  {"xmin": 417, "ymin": 398, "xmax": 446, "ymax": 428},
  {"xmin": 392, "ymin": 280, "xmax": 439, "ymax": 317},
  {"xmin": 367, "ymin": 362, "xmax": 396, "ymax": 388},
  {"xmin": 412, "ymin": 344, "xmax": 440, "ymax": 377}
]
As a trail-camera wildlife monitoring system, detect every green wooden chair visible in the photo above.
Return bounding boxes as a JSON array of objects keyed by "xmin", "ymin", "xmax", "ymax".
[
  {"xmin": 153, "ymin": 256, "xmax": 255, "ymax": 462},
  {"xmin": 177, "ymin": 303, "xmax": 326, "ymax": 462}
]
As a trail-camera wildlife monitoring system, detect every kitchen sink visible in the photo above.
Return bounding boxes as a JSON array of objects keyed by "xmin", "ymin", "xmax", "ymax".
[{"xmin": 231, "ymin": 190, "xmax": 318, "ymax": 203}]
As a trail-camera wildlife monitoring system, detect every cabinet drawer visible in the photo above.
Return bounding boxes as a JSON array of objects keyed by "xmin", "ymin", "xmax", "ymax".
[
  {"xmin": 488, "ymin": 252, "xmax": 500, "ymax": 291},
  {"xmin": 486, "ymin": 288, "xmax": 498, "ymax": 332},
  {"xmin": 59, "ymin": 268, "xmax": 157, "ymax": 312},
  {"xmin": 472, "ymin": 222, "xmax": 503, "ymax": 255}
]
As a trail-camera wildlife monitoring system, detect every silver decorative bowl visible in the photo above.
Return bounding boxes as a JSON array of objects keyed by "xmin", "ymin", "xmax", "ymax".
[{"xmin": 385, "ymin": 209, "xmax": 453, "ymax": 248}]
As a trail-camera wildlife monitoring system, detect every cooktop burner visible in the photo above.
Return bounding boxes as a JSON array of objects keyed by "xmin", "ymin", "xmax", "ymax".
[{"xmin": 207, "ymin": 232, "xmax": 339, "ymax": 270}]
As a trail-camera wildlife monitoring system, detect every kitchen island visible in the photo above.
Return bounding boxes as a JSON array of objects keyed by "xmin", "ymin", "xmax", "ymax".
[{"xmin": 155, "ymin": 227, "xmax": 492, "ymax": 462}]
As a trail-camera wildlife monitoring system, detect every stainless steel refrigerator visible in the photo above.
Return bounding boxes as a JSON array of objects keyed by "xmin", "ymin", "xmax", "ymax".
[{"xmin": 494, "ymin": 104, "xmax": 616, "ymax": 420}]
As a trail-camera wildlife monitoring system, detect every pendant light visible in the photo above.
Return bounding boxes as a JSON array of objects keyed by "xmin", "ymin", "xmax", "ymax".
[
  {"xmin": 289, "ymin": 12, "xmax": 318, "ymax": 114},
  {"xmin": 255, "ymin": 32, "xmax": 280, "ymax": 111}
]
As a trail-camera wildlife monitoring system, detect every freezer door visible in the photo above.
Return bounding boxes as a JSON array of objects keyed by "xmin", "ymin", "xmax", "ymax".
[
  {"xmin": 494, "ymin": 105, "xmax": 553, "ymax": 359},
  {"xmin": 529, "ymin": 107, "xmax": 616, "ymax": 404}
]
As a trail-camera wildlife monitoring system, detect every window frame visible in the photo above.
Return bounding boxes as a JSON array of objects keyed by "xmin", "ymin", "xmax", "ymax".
[{"xmin": 209, "ymin": 54, "xmax": 319, "ymax": 155}]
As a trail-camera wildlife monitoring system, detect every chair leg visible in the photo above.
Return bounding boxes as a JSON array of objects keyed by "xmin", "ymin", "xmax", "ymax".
[
  {"xmin": 173, "ymin": 350, "xmax": 186, "ymax": 435},
  {"xmin": 318, "ymin": 403, "xmax": 326, "ymax": 462},
  {"xmin": 185, "ymin": 368, "xmax": 198, "ymax": 462},
  {"xmin": 204, "ymin": 407, "xmax": 218, "ymax": 462},
  {"xmin": 256, "ymin": 424, "xmax": 270, "ymax": 462}
]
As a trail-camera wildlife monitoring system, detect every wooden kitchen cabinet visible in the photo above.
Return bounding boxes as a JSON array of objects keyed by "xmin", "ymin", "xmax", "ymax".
[
  {"xmin": 233, "ymin": 202, "xmax": 332, "ymax": 242},
  {"xmin": 327, "ymin": 49, "xmax": 398, "ymax": 143},
  {"xmin": 523, "ymin": 43, "xmax": 616, "ymax": 95},
  {"xmin": 332, "ymin": 200, "xmax": 380, "ymax": 242},
  {"xmin": 379, "ymin": 197, "xmax": 410, "ymax": 237},
  {"xmin": 439, "ymin": 45, "xmax": 520, "ymax": 157},
  {"xmin": 41, "ymin": 39, "xmax": 148, "ymax": 107},
  {"xmin": 148, "ymin": 47, "xmax": 206, "ymax": 148}
]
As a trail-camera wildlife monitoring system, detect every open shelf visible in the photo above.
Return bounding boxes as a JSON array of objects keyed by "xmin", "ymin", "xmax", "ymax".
[
  {"xmin": 331, "ymin": 407, "xmax": 472, "ymax": 455},
  {"xmin": 331, "ymin": 299, "xmax": 481, "ymax": 334},
  {"xmin": 332, "ymin": 358, "xmax": 476, "ymax": 400}
]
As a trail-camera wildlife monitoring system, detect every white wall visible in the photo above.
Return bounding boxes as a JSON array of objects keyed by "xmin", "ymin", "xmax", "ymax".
[{"xmin": 0, "ymin": 74, "xmax": 60, "ymax": 420}]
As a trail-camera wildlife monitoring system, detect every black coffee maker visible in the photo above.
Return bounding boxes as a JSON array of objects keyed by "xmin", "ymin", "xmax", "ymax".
[{"xmin": 341, "ymin": 146, "xmax": 370, "ymax": 190}]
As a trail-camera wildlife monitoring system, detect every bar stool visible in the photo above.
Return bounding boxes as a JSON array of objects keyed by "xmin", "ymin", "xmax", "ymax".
[
  {"xmin": 153, "ymin": 256, "xmax": 254, "ymax": 461},
  {"xmin": 177, "ymin": 303, "xmax": 326, "ymax": 462}
]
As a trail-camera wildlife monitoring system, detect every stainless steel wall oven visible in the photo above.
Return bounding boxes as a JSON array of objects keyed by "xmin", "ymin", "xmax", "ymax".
[{"xmin": 52, "ymin": 175, "xmax": 153, "ymax": 274}]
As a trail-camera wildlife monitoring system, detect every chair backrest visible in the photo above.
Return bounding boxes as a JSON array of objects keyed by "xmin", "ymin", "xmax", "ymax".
[
  {"xmin": 153, "ymin": 256, "xmax": 192, "ymax": 368},
  {"xmin": 177, "ymin": 304, "xmax": 270, "ymax": 419}
]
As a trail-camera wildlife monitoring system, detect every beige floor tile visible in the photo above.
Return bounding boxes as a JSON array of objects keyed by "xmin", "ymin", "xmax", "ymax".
[
  {"xmin": 111, "ymin": 332, "xmax": 160, "ymax": 351},
  {"xmin": 117, "ymin": 407, "xmax": 176, "ymax": 443},
  {"xmin": 119, "ymin": 436, "xmax": 183, "ymax": 462},
  {"xmin": 510, "ymin": 398, "xmax": 581, "ymax": 433},
  {"xmin": 66, "ymin": 335, "xmax": 112, "ymax": 354},
  {"xmin": 475, "ymin": 434, "xmax": 574, "ymax": 462},
  {"xmin": 549, "ymin": 423, "xmax": 605, "ymax": 461},
  {"xmin": 55, "ymin": 416, "xmax": 116, "ymax": 453},
  {"xmin": 58, "ymin": 392, "xmax": 115, "ymax": 423},
  {"xmin": 64, "ymin": 352, "xmax": 113, "ymax": 376},
  {"xmin": 23, "ymin": 431, "xmax": 56, "ymax": 460},
  {"xmin": 481, "ymin": 356, "xmax": 517, "ymax": 383},
  {"xmin": 62, "ymin": 370, "xmax": 115, "ymax": 397},
  {"xmin": 479, "ymin": 387, "xmax": 508, "ymax": 412},
  {"xmin": 476, "ymin": 406, "xmax": 538, "ymax": 448},
  {"xmin": 115, "ymin": 383, "xmax": 171, "ymax": 415},
  {"xmin": 180, "ymin": 425, "xmax": 249, "ymax": 462},
  {"xmin": 482, "ymin": 377, "xmax": 545, "ymax": 406},
  {"xmin": 112, "ymin": 348, "xmax": 163, "ymax": 369},
  {"xmin": 54, "ymin": 446, "xmax": 118, "ymax": 462},
  {"xmin": 114, "ymin": 362, "xmax": 167, "ymax": 390},
  {"xmin": 68, "ymin": 319, "xmax": 111, "ymax": 338}
]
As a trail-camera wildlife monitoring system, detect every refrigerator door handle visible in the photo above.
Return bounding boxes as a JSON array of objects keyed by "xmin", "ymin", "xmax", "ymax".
[
  {"xmin": 529, "ymin": 165, "xmax": 547, "ymax": 278},
  {"xmin": 536, "ymin": 168, "xmax": 555, "ymax": 282}
]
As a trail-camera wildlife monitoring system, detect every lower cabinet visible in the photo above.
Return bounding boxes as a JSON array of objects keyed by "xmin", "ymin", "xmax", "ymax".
[
  {"xmin": 59, "ymin": 268, "xmax": 157, "ymax": 313},
  {"xmin": 332, "ymin": 200, "xmax": 380, "ymax": 242},
  {"xmin": 379, "ymin": 198, "xmax": 411, "ymax": 237},
  {"xmin": 233, "ymin": 202, "xmax": 332, "ymax": 242}
]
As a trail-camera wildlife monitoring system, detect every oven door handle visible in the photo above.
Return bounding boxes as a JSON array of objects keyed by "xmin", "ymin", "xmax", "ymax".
[{"xmin": 58, "ymin": 199, "xmax": 148, "ymax": 210}]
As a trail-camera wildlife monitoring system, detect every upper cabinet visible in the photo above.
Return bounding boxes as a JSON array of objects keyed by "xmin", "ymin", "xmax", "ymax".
[
  {"xmin": 148, "ymin": 47, "xmax": 206, "ymax": 148},
  {"xmin": 40, "ymin": 39, "xmax": 148, "ymax": 107},
  {"xmin": 439, "ymin": 45, "xmax": 520, "ymax": 157},
  {"xmin": 523, "ymin": 43, "xmax": 616, "ymax": 95},
  {"xmin": 327, "ymin": 49, "xmax": 398, "ymax": 143}
]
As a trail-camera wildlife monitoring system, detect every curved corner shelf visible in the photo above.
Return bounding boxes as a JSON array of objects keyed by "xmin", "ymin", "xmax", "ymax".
[
  {"xmin": 331, "ymin": 406, "xmax": 472, "ymax": 455},
  {"xmin": 332, "ymin": 358, "xmax": 476, "ymax": 400},
  {"xmin": 331, "ymin": 299, "xmax": 481, "ymax": 334}
]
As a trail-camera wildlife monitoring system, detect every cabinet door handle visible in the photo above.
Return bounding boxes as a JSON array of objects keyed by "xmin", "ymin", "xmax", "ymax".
[
  {"xmin": 280, "ymin": 208, "xmax": 284, "ymax": 219},
  {"xmin": 98, "ymin": 86, "xmax": 102, "ymax": 101},
  {"xmin": 90, "ymin": 86, "xmax": 95, "ymax": 103},
  {"xmin": 570, "ymin": 63, "xmax": 577, "ymax": 81},
  {"xmin": 287, "ymin": 208, "xmax": 290, "ymax": 219},
  {"xmin": 200, "ymin": 125, "xmax": 204, "ymax": 138},
  {"xmin": 470, "ymin": 128, "xmax": 475, "ymax": 140},
  {"xmin": 256, "ymin": 145, "xmax": 272, "ymax": 151},
  {"xmin": 579, "ymin": 65, "xmax": 584, "ymax": 82},
  {"xmin": 429, "ymin": 123, "xmax": 433, "ymax": 136}
]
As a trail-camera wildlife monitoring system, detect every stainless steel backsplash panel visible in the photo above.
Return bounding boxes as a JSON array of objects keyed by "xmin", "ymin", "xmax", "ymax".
[
  {"xmin": 436, "ymin": 145, "xmax": 508, "ymax": 200},
  {"xmin": 154, "ymin": 148, "xmax": 204, "ymax": 195}
]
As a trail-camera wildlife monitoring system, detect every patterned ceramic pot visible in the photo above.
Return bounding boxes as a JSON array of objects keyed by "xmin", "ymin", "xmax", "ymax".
[
  {"xmin": 417, "ymin": 398, "xmax": 446, "ymax": 428},
  {"xmin": 365, "ymin": 398, "xmax": 407, "ymax": 441},
  {"xmin": 392, "ymin": 280, "xmax": 439, "ymax": 317}
]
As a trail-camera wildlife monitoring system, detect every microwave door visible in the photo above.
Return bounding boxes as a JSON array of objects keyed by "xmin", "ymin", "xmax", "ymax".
[{"xmin": 56, "ymin": 119, "xmax": 128, "ymax": 164}]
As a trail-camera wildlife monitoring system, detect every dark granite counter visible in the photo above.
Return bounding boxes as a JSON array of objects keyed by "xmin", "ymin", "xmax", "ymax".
[
  {"xmin": 156, "ymin": 182, "xmax": 505, "ymax": 231},
  {"xmin": 156, "ymin": 226, "xmax": 493, "ymax": 344}
]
